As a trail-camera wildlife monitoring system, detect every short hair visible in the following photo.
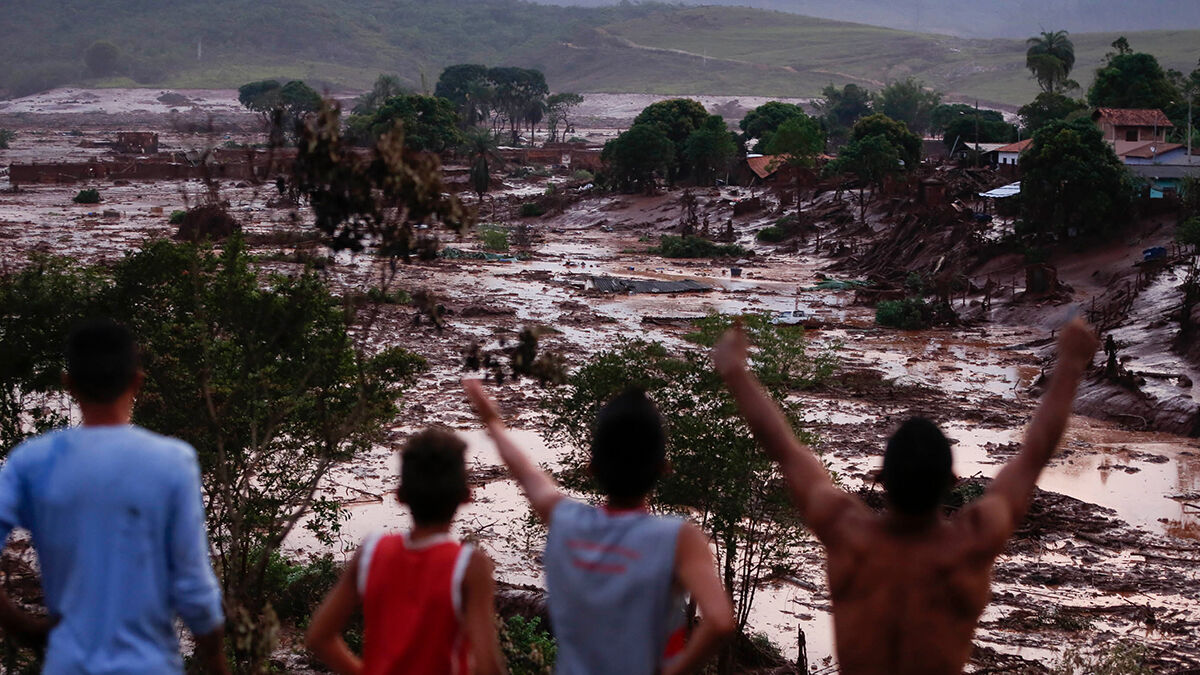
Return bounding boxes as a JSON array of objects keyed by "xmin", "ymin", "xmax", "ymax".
[
  {"xmin": 590, "ymin": 389, "xmax": 667, "ymax": 500},
  {"xmin": 398, "ymin": 429, "xmax": 469, "ymax": 525},
  {"xmin": 881, "ymin": 417, "xmax": 953, "ymax": 515},
  {"xmin": 65, "ymin": 318, "xmax": 141, "ymax": 404}
]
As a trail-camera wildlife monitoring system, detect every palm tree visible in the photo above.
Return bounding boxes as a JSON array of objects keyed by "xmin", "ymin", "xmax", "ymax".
[
  {"xmin": 1026, "ymin": 30, "xmax": 1076, "ymax": 93},
  {"xmin": 462, "ymin": 129, "xmax": 500, "ymax": 215}
]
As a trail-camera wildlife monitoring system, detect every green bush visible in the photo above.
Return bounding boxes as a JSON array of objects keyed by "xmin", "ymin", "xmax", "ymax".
[
  {"xmin": 653, "ymin": 235, "xmax": 747, "ymax": 258},
  {"xmin": 520, "ymin": 203, "xmax": 546, "ymax": 218},
  {"xmin": 572, "ymin": 169, "xmax": 594, "ymax": 182},
  {"xmin": 262, "ymin": 551, "xmax": 363, "ymax": 651},
  {"xmin": 72, "ymin": 189, "xmax": 101, "ymax": 204},
  {"xmin": 0, "ymin": 129, "xmax": 14, "ymax": 150},
  {"xmin": 875, "ymin": 297, "xmax": 932, "ymax": 329},
  {"xmin": 1176, "ymin": 217, "xmax": 1200, "ymax": 248},
  {"xmin": 168, "ymin": 210, "xmax": 187, "ymax": 225},
  {"xmin": 501, "ymin": 616, "xmax": 557, "ymax": 675},
  {"xmin": 479, "ymin": 225, "xmax": 510, "ymax": 251},
  {"xmin": 756, "ymin": 226, "xmax": 786, "ymax": 243}
]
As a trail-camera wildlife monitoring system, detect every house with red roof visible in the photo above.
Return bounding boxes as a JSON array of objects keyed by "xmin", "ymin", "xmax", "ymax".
[{"xmin": 1092, "ymin": 108, "xmax": 1173, "ymax": 143}]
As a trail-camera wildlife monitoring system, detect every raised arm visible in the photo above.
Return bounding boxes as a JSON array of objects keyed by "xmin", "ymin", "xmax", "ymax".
[
  {"xmin": 713, "ymin": 325, "xmax": 860, "ymax": 542},
  {"xmin": 463, "ymin": 379, "xmax": 564, "ymax": 523},
  {"xmin": 982, "ymin": 317, "xmax": 1098, "ymax": 535},
  {"xmin": 662, "ymin": 522, "xmax": 735, "ymax": 675}
]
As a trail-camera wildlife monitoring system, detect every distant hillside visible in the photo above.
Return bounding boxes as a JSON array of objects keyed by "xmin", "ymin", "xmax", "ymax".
[
  {"xmin": 1, "ymin": 0, "xmax": 1196, "ymax": 108},
  {"xmin": 532, "ymin": 0, "xmax": 1200, "ymax": 38}
]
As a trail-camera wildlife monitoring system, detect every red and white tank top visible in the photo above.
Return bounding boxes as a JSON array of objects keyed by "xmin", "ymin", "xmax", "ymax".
[{"xmin": 357, "ymin": 532, "xmax": 475, "ymax": 675}]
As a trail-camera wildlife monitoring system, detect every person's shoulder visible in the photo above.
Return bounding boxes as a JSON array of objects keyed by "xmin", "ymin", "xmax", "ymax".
[
  {"xmin": 952, "ymin": 494, "xmax": 1013, "ymax": 557},
  {"xmin": 125, "ymin": 427, "xmax": 201, "ymax": 476},
  {"xmin": 2, "ymin": 431, "xmax": 61, "ymax": 467}
]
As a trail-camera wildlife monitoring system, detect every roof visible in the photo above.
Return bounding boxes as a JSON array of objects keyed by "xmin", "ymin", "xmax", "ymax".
[
  {"xmin": 1127, "ymin": 164, "xmax": 1200, "ymax": 180},
  {"xmin": 746, "ymin": 155, "xmax": 785, "ymax": 179},
  {"xmin": 587, "ymin": 276, "xmax": 712, "ymax": 294},
  {"xmin": 996, "ymin": 139, "xmax": 1033, "ymax": 154},
  {"xmin": 1110, "ymin": 140, "xmax": 1185, "ymax": 159},
  {"xmin": 1093, "ymin": 108, "xmax": 1174, "ymax": 128},
  {"xmin": 966, "ymin": 143, "xmax": 1009, "ymax": 153},
  {"xmin": 979, "ymin": 181, "xmax": 1021, "ymax": 199}
]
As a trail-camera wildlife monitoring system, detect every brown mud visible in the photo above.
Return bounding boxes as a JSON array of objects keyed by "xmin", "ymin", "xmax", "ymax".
[{"xmin": 2, "ymin": 90, "xmax": 1199, "ymax": 673}]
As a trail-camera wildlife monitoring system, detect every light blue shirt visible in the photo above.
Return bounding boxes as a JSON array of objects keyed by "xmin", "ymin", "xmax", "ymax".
[{"xmin": 0, "ymin": 425, "xmax": 224, "ymax": 674}]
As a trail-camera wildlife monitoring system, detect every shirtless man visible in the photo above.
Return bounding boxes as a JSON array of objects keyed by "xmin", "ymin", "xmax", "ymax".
[{"xmin": 713, "ymin": 317, "xmax": 1098, "ymax": 674}]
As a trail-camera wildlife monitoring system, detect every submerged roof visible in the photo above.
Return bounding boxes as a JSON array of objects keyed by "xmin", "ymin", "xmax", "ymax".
[
  {"xmin": 979, "ymin": 181, "xmax": 1021, "ymax": 199},
  {"xmin": 587, "ymin": 276, "xmax": 712, "ymax": 294},
  {"xmin": 1093, "ymin": 108, "xmax": 1174, "ymax": 128}
]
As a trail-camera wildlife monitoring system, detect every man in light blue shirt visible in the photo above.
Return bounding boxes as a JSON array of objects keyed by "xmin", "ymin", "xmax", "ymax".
[{"xmin": 0, "ymin": 319, "xmax": 228, "ymax": 674}]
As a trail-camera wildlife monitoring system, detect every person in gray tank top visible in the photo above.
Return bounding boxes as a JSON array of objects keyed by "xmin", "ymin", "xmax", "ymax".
[{"xmin": 464, "ymin": 381, "xmax": 734, "ymax": 675}]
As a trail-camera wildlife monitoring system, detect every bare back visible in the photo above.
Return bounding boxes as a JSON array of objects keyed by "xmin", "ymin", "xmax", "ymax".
[{"xmin": 821, "ymin": 495, "xmax": 1010, "ymax": 675}]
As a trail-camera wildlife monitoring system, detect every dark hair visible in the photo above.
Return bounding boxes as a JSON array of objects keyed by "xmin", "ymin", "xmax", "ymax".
[
  {"xmin": 590, "ymin": 389, "xmax": 667, "ymax": 500},
  {"xmin": 881, "ymin": 417, "xmax": 953, "ymax": 515},
  {"xmin": 65, "ymin": 318, "xmax": 141, "ymax": 404},
  {"xmin": 398, "ymin": 428, "xmax": 469, "ymax": 525}
]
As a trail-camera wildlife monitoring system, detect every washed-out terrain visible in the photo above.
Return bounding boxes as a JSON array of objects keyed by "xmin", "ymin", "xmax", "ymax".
[{"xmin": 1, "ymin": 89, "xmax": 1198, "ymax": 673}]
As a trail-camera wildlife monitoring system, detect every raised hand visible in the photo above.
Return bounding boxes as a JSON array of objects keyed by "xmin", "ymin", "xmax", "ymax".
[
  {"xmin": 463, "ymin": 379, "xmax": 501, "ymax": 425},
  {"xmin": 712, "ymin": 322, "xmax": 749, "ymax": 379},
  {"xmin": 1056, "ymin": 317, "xmax": 1099, "ymax": 372}
]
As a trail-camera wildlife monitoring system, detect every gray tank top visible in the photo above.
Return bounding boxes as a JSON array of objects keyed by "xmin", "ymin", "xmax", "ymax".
[{"xmin": 544, "ymin": 499, "xmax": 686, "ymax": 675}]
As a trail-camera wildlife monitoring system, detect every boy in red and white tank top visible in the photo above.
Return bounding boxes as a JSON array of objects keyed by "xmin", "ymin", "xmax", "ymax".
[{"xmin": 306, "ymin": 429, "xmax": 507, "ymax": 675}]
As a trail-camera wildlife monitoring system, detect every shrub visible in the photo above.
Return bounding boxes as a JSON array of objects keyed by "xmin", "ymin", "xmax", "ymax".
[
  {"xmin": 0, "ymin": 129, "xmax": 14, "ymax": 150},
  {"xmin": 653, "ymin": 235, "xmax": 747, "ymax": 258},
  {"xmin": 479, "ymin": 225, "xmax": 510, "ymax": 252},
  {"xmin": 168, "ymin": 210, "xmax": 187, "ymax": 225},
  {"xmin": 1051, "ymin": 641, "xmax": 1152, "ymax": 675},
  {"xmin": 501, "ymin": 616, "xmax": 557, "ymax": 675},
  {"xmin": 520, "ymin": 203, "xmax": 546, "ymax": 218},
  {"xmin": 1176, "ymin": 217, "xmax": 1200, "ymax": 248},
  {"xmin": 756, "ymin": 226, "xmax": 786, "ymax": 243},
  {"xmin": 72, "ymin": 189, "xmax": 101, "ymax": 204},
  {"xmin": 875, "ymin": 297, "xmax": 933, "ymax": 329},
  {"xmin": 572, "ymin": 170, "xmax": 594, "ymax": 182}
]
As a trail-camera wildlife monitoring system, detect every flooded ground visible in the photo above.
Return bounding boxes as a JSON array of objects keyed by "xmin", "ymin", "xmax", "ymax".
[{"xmin": 2, "ymin": 91, "xmax": 1199, "ymax": 672}]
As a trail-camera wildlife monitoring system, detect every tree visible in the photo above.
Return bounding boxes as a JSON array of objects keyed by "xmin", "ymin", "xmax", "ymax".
[
  {"xmin": 545, "ymin": 314, "xmax": 837, "ymax": 642},
  {"xmin": 815, "ymin": 84, "xmax": 873, "ymax": 144},
  {"xmin": 851, "ymin": 113, "xmax": 921, "ymax": 169},
  {"xmin": 83, "ymin": 40, "xmax": 120, "ymax": 77},
  {"xmin": 359, "ymin": 94, "xmax": 463, "ymax": 152},
  {"xmin": 1019, "ymin": 118, "xmax": 1135, "ymax": 238},
  {"xmin": 873, "ymin": 78, "xmax": 942, "ymax": 136},
  {"xmin": 487, "ymin": 67, "xmax": 548, "ymax": 145},
  {"xmin": 632, "ymin": 98, "xmax": 710, "ymax": 179},
  {"xmin": 1025, "ymin": 30, "xmax": 1077, "ymax": 93},
  {"xmin": 238, "ymin": 79, "xmax": 322, "ymax": 142},
  {"xmin": 1088, "ymin": 42, "xmax": 1179, "ymax": 111},
  {"xmin": 684, "ymin": 115, "xmax": 738, "ymax": 185},
  {"xmin": 1018, "ymin": 92, "xmax": 1088, "ymax": 134},
  {"xmin": 435, "ymin": 64, "xmax": 492, "ymax": 127},
  {"xmin": 463, "ymin": 128, "xmax": 499, "ymax": 200},
  {"xmin": 601, "ymin": 123, "xmax": 675, "ymax": 194},
  {"xmin": 0, "ymin": 129, "xmax": 14, "ymax": 150},
  {"xmin": 545, "ymin": 92, "xmax": 583, "ymax": 144},
  {"xmin": 352, "ymin": 74, "xmax": 408, "ymax": 115},
  {"xmin": 764, "ymin": 114, "xmax": 826, "ymax": 220},
  {"xmin": 941, "ymin": 113, "xmax": 1017, "ymax": 149},
  {"xmin": 0, "ymin": 239, "xmax": 426, "ymax": 674},
  {"xmin": 825, "ymin": 134, "xmax": 901, "ymax": 223},
  {"xmin": 739, "ymin": 101, "xmax": 807, "ymax": 153}
]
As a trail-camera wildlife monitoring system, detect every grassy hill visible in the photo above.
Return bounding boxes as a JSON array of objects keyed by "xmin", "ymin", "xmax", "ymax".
[{"xmin": 1, "ymin": 0, "xmax": 1196, "ymax": 109}]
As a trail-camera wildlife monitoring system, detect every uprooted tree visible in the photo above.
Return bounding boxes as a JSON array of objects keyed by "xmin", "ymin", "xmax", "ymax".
[{"xmin": 544, "ymin": 314, "xmax": 838, "ymax": 670}]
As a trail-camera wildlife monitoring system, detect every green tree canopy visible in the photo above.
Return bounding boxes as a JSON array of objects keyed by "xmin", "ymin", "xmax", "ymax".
[
  {"xmin": 353, "ymin": 74, "xmax": 408, "ymax": 115},
  {"xmin": 358, "ymin": 94, "xmax": 463, "ymax": 152},
  {"xmin": 1088, "ymin": 45, "xmax": 1179, "ymax": 110},
  {"xmin": 764, "ymin": 114, "xmax": 826, "ymax": 167},
  {"xmin": 238, "ymin": 79, "xmax": 321, "ymax": 118},
  {"xmin": 851, "ymin": 113, "xmax": 921, "ymax": 169},
  {"xmin": 873, "ymin": 78, "xmax": 942, "ymax": 136},
  {"xmin": 930, "ymin": 103, "xmax": 1004, "ymax": 134},
  {"xmin": 816, "ymin": 84, "xmax": 873, "ymax": 142},
  {"xmin": 434, "ymin": 64, "xmax": 493, "ymax": 128},
  {"xmin": 1017, "ymin": 91, "xmax": 1088, "ymax": 134},
  {"xmin": 1025, "ymin": 30, "xmax": 1077, "ymax": 93},
  {"xmin": 601, "ymin": 123, "xmax": 675, "ymax": 193},
  {"xmin": 684, "ymin": 115, "xmax": 739, "ymax": 184},
  {"xmin": 487, "ymin": 66, "xmax": 548, "ymax": 145},
  {"xmin": 1019, "ymin": 118, "xmax": 1135, "ymax": 238},
  {"xmin": 545, "ymin": 92, "xmax": 584, "ymax": 143},
  {"xmin": 633, "ymin": 98, "xmax": 710, "ymax": 176},
  {"xmin": 739, "ymin": 101, "xmax": 807, "ymax": 153},
  {"xmin": 941, "ymin": 113, "xmax": 1017, "ymax": 148},
  {"xmin": 825, "ymin": 133, "xmax": 902, "ymax": 223},
  {"xmin": 83, "ymin": 40, "xmax": 120, "ymax": 77}
]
